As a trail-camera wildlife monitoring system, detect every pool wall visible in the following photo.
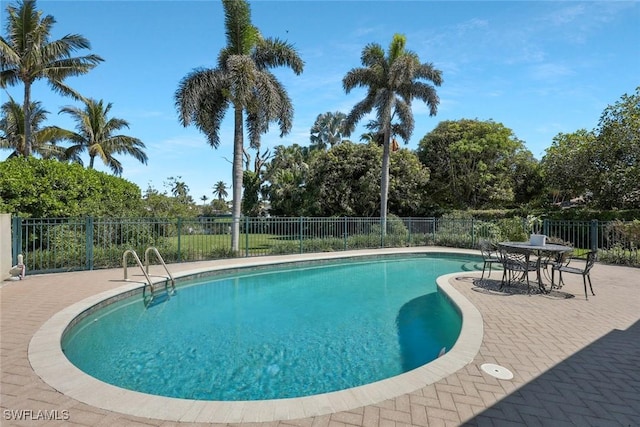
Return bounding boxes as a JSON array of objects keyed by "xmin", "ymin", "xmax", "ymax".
[{"xmin": 29, "ymin": 248, "xmax": 484, "ymax": 423}]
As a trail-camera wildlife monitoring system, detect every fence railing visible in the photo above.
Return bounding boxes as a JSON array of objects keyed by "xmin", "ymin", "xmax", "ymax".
[{"xmin": 10, "ymin": 216, "xmax": 640, "ymax": 274}]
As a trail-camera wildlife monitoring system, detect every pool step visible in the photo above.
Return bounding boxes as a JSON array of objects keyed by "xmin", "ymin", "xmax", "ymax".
[
  {"xmin": 461, "ymin": 261, "xmax": 503, "ymax": 273},
  {"xmin": 461, "ymin": 262, "xmax": 482, "ymax": 272},
  {"xmin": 144, "ymin": 278, "xmax": 176, "ymax": 307}
]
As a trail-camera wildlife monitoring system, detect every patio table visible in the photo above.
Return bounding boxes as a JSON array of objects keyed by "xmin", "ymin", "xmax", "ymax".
[{"xmin": 498, "ymin": 241, "xmax": 573, "ymax": 293}]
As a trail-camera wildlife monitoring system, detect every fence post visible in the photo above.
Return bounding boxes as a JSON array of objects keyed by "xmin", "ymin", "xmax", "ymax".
[
  {"xmin": 299, "ymin": 217, "xmax": 303, "ymax": 254},
  {"xmin": 85, "ymin": 217, "xmax": 94, "ymax": 270},
  {"xmin": 590, "ymin": 219, "xmax": 599, "ymax": 252},
  {"xmin": 245, "ymin": 216, "xmax": 250, "ymax": 257},
  {"xmin": 407, "ymin": 217, "xmax": 412, "ymax": 246},
  {"xmin": 11, "ymin": 216, "xmax": 21, "ymax": 265},
  {"xmin": 543, "ymin": 218, "xmax": 549, "ymax": 237},
  {"xmin": 471, "ymin": 218, "xmax": 475, "ymax": 248},
  {"xmin": 177, "ymin": 218, "xmax": 182, "ymax": 263},
  {"xmin": 431, "ymin": 217, "xmax": 436, "ymax": 246},
  {"xmin": 343, "ymin": 216, "xmax": 348, "ymax": 251}
]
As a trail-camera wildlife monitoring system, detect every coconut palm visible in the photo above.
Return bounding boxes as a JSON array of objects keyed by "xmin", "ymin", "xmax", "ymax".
[
  {"xmin": 0, "ymin": 0, "xmax": 103, "ymax": 156},
  {"xmin": 343, "ymin": 34, "xmax": 442, "ymax": 230},
  {"xmin": 167, "ymin": 176, "xmax": 190, "ymax": 202},
  {"xmin": 309, "ymin": 111, "xmax": 352, "ymax": 150},
  {"xmin": 61, "ymin": 98, "xmax": 147, "ymax": 175},
  {"xmin": 175, "ymin": 0, "xmax": 303, "ymax": 251},
  {"xmin": 0, "ymin": 94, "xmax": 71, "ymax": 159},
  {"xmin": 212, "ymin": 180, "xmax": 228, "ymax": 201}
]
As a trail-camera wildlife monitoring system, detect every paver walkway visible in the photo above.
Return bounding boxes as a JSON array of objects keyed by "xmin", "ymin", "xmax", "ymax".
[{"xmin": 1, "ymin": 249, "xmax": 639, "ymax": 426}]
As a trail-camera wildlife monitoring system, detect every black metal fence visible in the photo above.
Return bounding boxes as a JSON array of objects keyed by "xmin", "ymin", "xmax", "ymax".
[{"xmin": 11, "ymin": 216, "xmax": 639, "ymax": 274}]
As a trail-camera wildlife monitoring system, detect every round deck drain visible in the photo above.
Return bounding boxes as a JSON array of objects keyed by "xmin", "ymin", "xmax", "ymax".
[{"xmin": 481, "ymin": 363, "xmax": 514, "ymax": 380}]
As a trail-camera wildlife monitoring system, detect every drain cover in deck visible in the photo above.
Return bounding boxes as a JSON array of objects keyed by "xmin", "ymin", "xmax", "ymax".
[{"xmin": 481, "ymin": 363, "xmax": 514, "ymax": 380}]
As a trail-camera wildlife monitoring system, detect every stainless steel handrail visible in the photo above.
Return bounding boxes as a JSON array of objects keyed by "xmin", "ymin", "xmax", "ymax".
[
  {"xmin": 144, "ymin": 246, "xmax": 175, "ymax": 295},
  {"xmin": 122, "ymin": 249, "xmax": 155, "ymax": 304}
]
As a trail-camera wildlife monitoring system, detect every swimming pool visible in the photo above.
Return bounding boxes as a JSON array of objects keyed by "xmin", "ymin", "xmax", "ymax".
[
  {"xmin": 30, "ymin": 249, "xmax": 485, "ymax": 423},
  {"xmin": 61, "ymin": 254, "xmax": 473, "ymax": 401}
]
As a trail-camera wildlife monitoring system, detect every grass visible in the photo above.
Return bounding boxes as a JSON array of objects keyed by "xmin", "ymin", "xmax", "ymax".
[{"xmin": 165, "ymin": 233, "xmax": 281, "ymax": 255}]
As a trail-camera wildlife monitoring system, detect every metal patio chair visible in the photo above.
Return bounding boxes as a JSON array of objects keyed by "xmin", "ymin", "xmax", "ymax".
[
  {"xmin": 479, "ymin": 240, "xmax": 501, "ymax": 279},
  {"xmin": 551, "ymin": 250, "xmax": 598, "ymax": 300},
  {"xmin": 499, "ymin": 249, "xmax": 538, "ymax": 294},
  {"xmin": 540, "ymin": 249, "xmax": 572, "ymax": 288}
]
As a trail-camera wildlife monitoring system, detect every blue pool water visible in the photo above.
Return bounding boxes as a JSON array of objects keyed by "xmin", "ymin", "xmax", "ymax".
[{"xmin": 62, "ymin": 254, "xmax": 475, "ymax": 401}]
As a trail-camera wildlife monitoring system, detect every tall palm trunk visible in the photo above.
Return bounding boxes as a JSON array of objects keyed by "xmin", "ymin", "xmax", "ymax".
[
  {"xmin": 231, "ymin": 105, "xmax": 244, "ymax": 252},
  {"xmin": 380, "ymin": 126, "xmax": 391, "ymax": 235},
  {"xmin": 23, "ymin": 83, "xmax": 32, "ymax": 156}
]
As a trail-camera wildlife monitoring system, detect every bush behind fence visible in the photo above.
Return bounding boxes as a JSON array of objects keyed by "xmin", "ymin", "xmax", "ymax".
[{"xmin": 10, "ymin": 216, "xmax": 640, "ymax": 273}]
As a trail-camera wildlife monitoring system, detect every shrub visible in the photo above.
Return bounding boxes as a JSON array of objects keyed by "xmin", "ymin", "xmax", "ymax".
[{"xmin": 0, "ymin": 157, "xmax": 142, "ymax": 217}]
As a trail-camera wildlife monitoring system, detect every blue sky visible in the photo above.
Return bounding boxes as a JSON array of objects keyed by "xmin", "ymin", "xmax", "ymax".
[{"xmin": 3, "ymin": 0, "xmax": 639, "ymax": 202}]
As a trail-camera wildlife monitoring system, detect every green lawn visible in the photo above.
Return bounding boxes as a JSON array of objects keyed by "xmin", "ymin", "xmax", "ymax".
[{"xmin": 166, "ymin": 233, "xmax": 282, "ymax": 254}]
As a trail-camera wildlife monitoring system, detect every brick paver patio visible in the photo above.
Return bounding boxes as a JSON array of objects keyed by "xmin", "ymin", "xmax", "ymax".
[{"xmin": 1, "ymin": 249, "xmax": 639, "ymax": 426}]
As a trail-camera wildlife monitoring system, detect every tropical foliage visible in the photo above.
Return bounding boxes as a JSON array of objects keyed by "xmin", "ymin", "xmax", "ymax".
[
  {"xmin": 343, "ymin": 33, "xmax": 442, "ymax": 227},
  {"xmin": 306, "ymin": 142, "xmax": 430, "ymax": 217},
  {"xmin": 175, "ymin": 0, "xmax": 304, "ymax": 251},
  {"xmin": 60, "ymin": 98, "xmax": 147, "ymax": 175},
  {"xmin": 590, "ymin": 87, "xmax": 640, "ymax": 208},
  {"xmin": 165, "ymin": 176, "xmax": 192, "ymax": 204},
  {"xmin": 141, "ymin": 184, "xmax": 197, "ymax": 218},
  {"xmin": 417, "ymin": 119, "xmax": 542, "ymax": 210},
  {"xmin": 0, "ymin": 0, "xmax": 103, "ymax": 156},
  {"xmin": 0, "ymin": 157, "xmax": 141, "ymax": 217},
  {"xmin": 0, "ymin": 95, "xmax": 70, "ymax": 159},
  {"xmin": 540, "ymin": 130, "xmax": 596, "ymax": 205},
  {"xmin": 263, "ymin": 144, "xmax": 310, "ymax": 217},
  {"xmin": 309, "ymin": 111, "xmax": 352, "ymax": 150},
  {"xmin": 212, "ymin": 180, "xmax": 228, "ymax": 200},
  {"xmin": 541, "ymin": 87, "xmax": 640, "ymax": 209},
  {"xmin": 261, "ymin": 142, "xmax": 430, "ymax": 217}
]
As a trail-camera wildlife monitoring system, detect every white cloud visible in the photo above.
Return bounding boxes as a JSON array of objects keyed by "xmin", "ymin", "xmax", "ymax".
[{"xmin": 529, "ymin": 63, "xmax": 575, "ymax": 81}]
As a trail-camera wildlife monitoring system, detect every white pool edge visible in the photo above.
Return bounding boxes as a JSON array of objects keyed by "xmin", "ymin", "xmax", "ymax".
[{"xmin": 29, "ymin": 248, "xmax": 484, "ymax": 423}]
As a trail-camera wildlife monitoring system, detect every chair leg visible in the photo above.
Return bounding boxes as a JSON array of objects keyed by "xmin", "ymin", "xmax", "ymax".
[
  {"xmin": 587, "ymin": 274, "xmax": 595, "ymax": 296},
  {"xmin": 583, "ymin": 276, "xmax": 588, "ymax": 300},
  {"xmin": 482, "ymin": 262, "xmax": 487, "ymax": 279}
]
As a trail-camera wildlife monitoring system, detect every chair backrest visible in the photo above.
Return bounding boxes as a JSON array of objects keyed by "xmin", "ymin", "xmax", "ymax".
[
  {"xmin": 584, "ymin": 250, "xmax": 598, "ymax": 273},
  {"xmin": 550, "ymin": 250, "xmax": 572, "ymax": 267},
  {"xmin": 501, "ymin": 249, "xmax": 532, "ymax": 271},
  {"xmin": 479, "ymin": 240, "xmax": 496, "ymax": 258}
]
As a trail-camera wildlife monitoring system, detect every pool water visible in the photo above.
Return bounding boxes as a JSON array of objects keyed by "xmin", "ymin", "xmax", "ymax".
[{"xmin": 62, "ymin": 255, "xmax": 473, "ymax": 401}]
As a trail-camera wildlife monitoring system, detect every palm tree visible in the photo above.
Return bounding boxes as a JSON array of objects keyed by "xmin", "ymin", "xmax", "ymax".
[
  {"xmin": 212, "ymin": 180, "xmax": 228, "ymax": 201},
  {"xmin": 360, "ymin": 119, "xmax": 404, "ymax": 146},
  {"xmin": 0, "ymin": 94, "xmax": 70, "ymax": 159},
  {"xmin": 175, "ymin": 0, "xmax": 304, "ymax": 252},
  {"xmin": 309, "ymin": 111, "xmax": 352, "ymax": 150},
  {"xmin": 168, "ymin": 176, "xmax": 190, "ymax": 202},
  {"xmin": 0, "ymin": 0, "xmax": 103, "ymax": 156},
  {"xmin": 200, "ymin": 195, "xmax": 209, "ymax": 206},
  {"xmin": 343, "ymin": 34, "xmax": 442, "ymax": 230},
  {"xmin": 60, "ymin": 98, "xmax": 147, "ymax": 175}
]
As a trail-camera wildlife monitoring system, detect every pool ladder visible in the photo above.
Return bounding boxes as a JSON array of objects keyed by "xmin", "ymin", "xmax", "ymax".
[{"xmin": 123, "ymin": 247, "xmax": 176, "ymax": 307}]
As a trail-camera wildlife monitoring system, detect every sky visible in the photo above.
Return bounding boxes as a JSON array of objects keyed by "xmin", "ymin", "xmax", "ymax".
[{"xmin": 3, "ymin": 0, "xmax": 639, "ymax": 202}]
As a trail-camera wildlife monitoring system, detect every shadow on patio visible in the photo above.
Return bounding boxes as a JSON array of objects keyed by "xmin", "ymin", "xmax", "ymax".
[{"xmin": 465, "ymin": 319, "xmax": 640, "ymax": 426}]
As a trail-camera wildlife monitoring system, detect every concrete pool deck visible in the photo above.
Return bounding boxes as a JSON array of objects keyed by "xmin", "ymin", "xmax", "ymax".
[{"xmin": 1, "ymin": 247, "xmax": 639, "ymax": 426}]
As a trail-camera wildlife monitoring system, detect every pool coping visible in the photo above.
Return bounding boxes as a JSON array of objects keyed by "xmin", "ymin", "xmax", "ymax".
[{"xmin": 28, "ymin": 248, "xmax": 484, "ymax": 423}]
